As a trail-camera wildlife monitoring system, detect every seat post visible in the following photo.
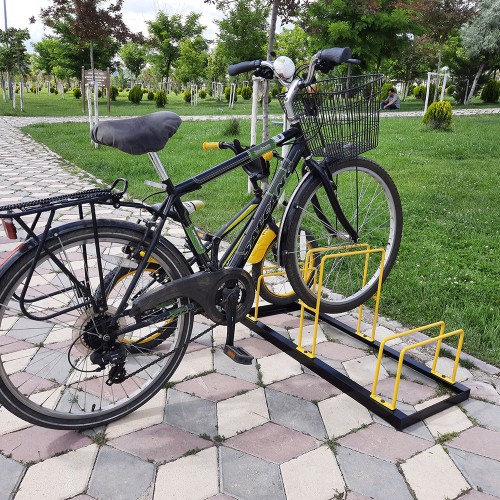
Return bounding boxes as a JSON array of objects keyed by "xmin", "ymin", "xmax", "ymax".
[{"xmin": 148, "ymin": 152, "xmax": 169, "ymax": 182}]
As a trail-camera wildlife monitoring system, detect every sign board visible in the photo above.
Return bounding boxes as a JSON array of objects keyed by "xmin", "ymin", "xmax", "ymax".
[{"xmin": 83, "ymin": 69, "xmax": 110, "ymax": 87}]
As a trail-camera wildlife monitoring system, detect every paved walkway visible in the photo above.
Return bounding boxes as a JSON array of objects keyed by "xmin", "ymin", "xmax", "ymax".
[{"xmin": 0, "ymin": 115, "xmax": 499, "ymax": 500}]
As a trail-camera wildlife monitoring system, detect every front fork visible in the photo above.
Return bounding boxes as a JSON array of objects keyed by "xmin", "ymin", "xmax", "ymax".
[{"xmin": 306, "ymin": 158, "xmax": 359, "ymax": 242}]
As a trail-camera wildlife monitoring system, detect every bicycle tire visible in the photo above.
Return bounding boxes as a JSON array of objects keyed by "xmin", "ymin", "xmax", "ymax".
[
  {"xmin": 0, "ymin": 219, "xmax": 193, "ymax": 430},
  {"xmin": 282, "ymin": 157, "xmax": 402, "ymax": 313}
]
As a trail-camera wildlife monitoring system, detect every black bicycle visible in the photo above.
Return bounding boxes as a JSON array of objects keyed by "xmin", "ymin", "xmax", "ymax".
[{"xmin": 0, "ymin": 47, "xmax": 402, "ymax": 429}]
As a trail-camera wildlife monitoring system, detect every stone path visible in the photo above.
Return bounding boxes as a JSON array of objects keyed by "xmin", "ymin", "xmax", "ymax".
[{"xmin": 0, "ymin": 114, "xmax": 499, "ymax": 500}]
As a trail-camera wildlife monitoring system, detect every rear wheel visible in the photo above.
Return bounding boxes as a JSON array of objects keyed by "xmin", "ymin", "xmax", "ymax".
[{"xmin": 0, "ymin": 220, "xmax": 193, "ymax": 429}]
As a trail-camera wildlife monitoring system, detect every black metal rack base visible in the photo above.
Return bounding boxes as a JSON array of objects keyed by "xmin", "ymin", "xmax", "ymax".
[{"xmin": 242, "ymin": 303, "xmax": 470, "ymax": 431}]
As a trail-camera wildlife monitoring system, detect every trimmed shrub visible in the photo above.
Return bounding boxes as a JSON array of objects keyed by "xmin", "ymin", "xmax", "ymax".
[
  {"xmin": 381, "ymin": 82, "xmax": 393, "ymax": 99},
  {"xmin": 241, "ymin": 86, "xmax": 252, "ymax": 100},
  {"xmin": 413, "ymin": 84, "xmax": 425, "ymax": 100},
  {"xmin": 142, "ymin": 88, "xmax": 148, "ymax": 94},
  {"xmin": 147, "ymin": 91, "xmax": 155, "ymax": 101},
  {"xmin": 73, "ymin": 88, "xmax": 82, "ymax": 99},
  {"xmin": 423, "ymin": 101, "xmax": 452, "ymax": 130},
  {"xmin": 128, "ymin": 85, "xmax": 143, "ymax": 104},
  {"xmin": 446, "ymin": 85, "xmax": 455, "ymax": 96},
  {"xmin": 480, "ymin": 80, "xmax": 499, "ymax": 103},
  {"xmin": 199, "ymin": 89, "xmax": 207, "ymax": 99},
  {"xmin": 110, "ymin": 86, "xmax": 119, "ymax": 101},
  {"xmin": 183, "ymin": 90, "xmax": 191, "ymax": 103},
  {"xmin": 155, "ymin": 90, "xmax": 167, "ymax": 108},
  {"xmin": 270, "ymin": 87, "xmax": 280, "ymax": 98}
]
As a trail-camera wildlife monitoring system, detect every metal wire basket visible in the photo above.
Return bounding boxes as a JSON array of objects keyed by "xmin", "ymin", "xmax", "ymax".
[{"xmin": 278, "ymin": 74, "xmax": 384, "ymax": 159}]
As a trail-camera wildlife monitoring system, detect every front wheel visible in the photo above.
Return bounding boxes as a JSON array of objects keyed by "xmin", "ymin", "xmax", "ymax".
[
  {"xmin": 282, "ymin": 157, "xmax": 402, "ymax": 313},
  {"xmin": 0, "ymin": 219, "xmax": 193, "ymax": 430}
]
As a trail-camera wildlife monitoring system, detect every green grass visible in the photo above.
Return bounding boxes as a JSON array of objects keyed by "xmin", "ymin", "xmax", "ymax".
[
  {"xmin": 1, "ymin": 90, "xmax": 283, "ymax": 117},
  {"xmin": 22, "ymin": 115, "xmax": 500, "ymax": 366},
  {"xmin": 3, "ymin": 89, "xmax": 498, "ymax": 118}
]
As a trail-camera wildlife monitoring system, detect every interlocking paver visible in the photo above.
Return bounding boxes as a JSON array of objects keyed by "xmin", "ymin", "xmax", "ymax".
[
  {"xmin": 165, "ymin": 388, "xmax": 218, "ymax": 438},
  {"xmin": 280, "ymin": 445, "xmax": 345, "ymax": 500},
  {"xmin": 0, "ymin": 453, "xmax": 25, "ymax": 500},
  {"xmin": 343, "ymin": 354, "xmax": 389, "ymax": 386},
  {"xmin": 220, "ymin": 446, "xmax": 285, "ymax": 500},
  {"xmin": 447, "ymin": 447, "xmax": 500, "ymax": 498},
  {"xmin": 336, "ymin": 446, "xmax": 413, "ymax": 500},
  {"xmin": 267, "ymin": 372, "xmax": 341, "ymax": 401},
  {"xmin": 213, "ymin": 348, "xmax": 259, "ymax": 383},
  {"xmin": 217, "ymin": 387, "xmax": 269, "ymax": 438},
  {"xmin": 105, "ymin": 390, "xmax": 167, "ymax": 439},
  {"xmin": 225, "ymin": 422, "xmax": 318, "ymax": 463},
  {"xmin": 258, "ymin": 351, "xmax": 303, "ymax": 385},
  {"xmin": 109, "ymin": 423, "xmax": 213, "ymax": 462},
  {"xmin": 463, "ymin": 381, "xmax": 500, "ymax": 405},
  {"xmin": 315, "ymin": 341, "xmax": 369, "ymax": 361},
  {"xmin": 318, "ymin": 393, "xmax": 372, "ymax": 438},
  {"xmin": 461, "ymin": 398, "xmax": 500, "ymax": 431},
  {"xmin": 448, "ymin": 427, "xmax": 500, "ymax": 461},
  {"xmin": 155, "ymin": 447, "xmax": 219, "ymax": 500},
  {"xmin": 234, "ymin": 336, "xmax": 282, "ymax": 358},
  {"xmin": 401, "ymin": 444, "xmax": 470, "ymax": 500},
  {"xmin": 369, "ymin": 377, "xmax": 436, "ymax": 405},
  {"xmin": 266, "ymin": 387, "xmax": 327, "ymax": 439},
  {"xmin": 169, "ymin": 347, "xmax": 214, "ymax": 383},
  {"xmin": 338, "ymin": 422, "xmax": 432, "ymax": 463},
  {"xmin": 87, "ymin": 446, "xmax": 155, "ymax": 500},
  {"xmin": 0, "ymin": 425, "xmax": 92, "ymax": 463},
  {"xmin": 175, "ymin": 372, "xmax": 257, "ymax": 402},
  {"xmin": 15, "ymin": 444, "xmax": 98, "ymax": 500}
]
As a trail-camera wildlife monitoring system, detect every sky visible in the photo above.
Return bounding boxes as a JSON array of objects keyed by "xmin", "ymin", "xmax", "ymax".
[{"xmin": 3, "ymin": 0, "xmax": 224, "ymax": 48}]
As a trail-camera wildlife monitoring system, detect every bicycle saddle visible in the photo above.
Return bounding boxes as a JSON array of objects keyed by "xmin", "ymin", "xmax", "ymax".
[{"xmin": 91, "ymin": 111, "xmax": 182, "ymax": 155}]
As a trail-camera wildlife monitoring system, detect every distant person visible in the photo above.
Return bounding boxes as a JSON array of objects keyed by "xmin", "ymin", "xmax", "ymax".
[{"xmin": 381, "ymin": 88, "xmax": 400, "ymax": 110}]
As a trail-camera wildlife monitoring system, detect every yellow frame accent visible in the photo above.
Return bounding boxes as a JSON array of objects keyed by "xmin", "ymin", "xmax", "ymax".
[{"xmin": 370, "ymin": 323, "xmax": 465, "ymax": 410}]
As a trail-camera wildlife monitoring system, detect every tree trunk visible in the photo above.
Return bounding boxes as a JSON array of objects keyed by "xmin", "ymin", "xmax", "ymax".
[
  {"xmin": 466, "ymin": 61, "xmax": 485, "ymax": 105},
  {"xmin": 262, "ymin": 0, "xmax": 279, "ymax": 143},
  {"xmin": 433, "ymin": 42, "xmax": 443, "ymax": 102}
]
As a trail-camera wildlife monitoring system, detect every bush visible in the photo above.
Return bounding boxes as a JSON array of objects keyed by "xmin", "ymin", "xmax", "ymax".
[
  {"xmin": 183, "ymin": 90, "xmax": 191, "ymax": 103},
  {"xmin": 97, "ymin": 89, "xmax": 102, "ymax": 98},
  {"xmin": 413, "ymin": 84, "xmax": 425, "ymax": 100},
  {"xmin": 142, "ymin": 88, "xmax": 148, "ymax": 94},
  {"xmin": 222, "ymin": 118, "xmax": 240, "ymax": 136},
  {"xmin": 73, "ymin": 88, "xmax": 82, "ymax": 99},
  {"xmin": 241, "ymin": 86, "xmax": 252, "ymax": 100},
  {"xmin": 423, "ymin": 101, "xmax": 452, "ymax": 130},
  {"xmin": 199, "ymin": 89, "xmax": 207, "ymax": 99},
  {"xmin": 110, "ymin": 86, "xmax": 119, "ymax": 101},
  {"xmin": 270, "ymin": 87, "xmax": 280, "ymax": 98},
  {"xmin": 128, "ymin": 85, "xmax": 143, "ymax": 104},
  {"xmin": 446, "ymin": 85, "xmax": 455, "ymax": 96},
  {"xmin": 155, "ymin": 90, "xmax": 167, "ymax": 108},
  {"xmin": 147, "ymin": 91, "xmax": 155, "ymax": 101},
  {"xmin": 480, "ymin": 80, "xmax": 500, "ymax": 103}
]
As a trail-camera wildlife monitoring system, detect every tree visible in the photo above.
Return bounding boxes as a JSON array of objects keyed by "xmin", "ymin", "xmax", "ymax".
[
  {"xmin": 275, "ymin": 25, "xmax": 309, "ymax": 66},
  {"xmin": 174, "ymin": 36, "xmax": 208, "ymax": 85},
  {"xmin": 119, "ymin": 42, "xmax": 147, "ymax": 85},
  {"xmin": 461, "ymin": 0, "xmax": 500, "ymax": 103},
  {"xmin": 0, "ymin": 28, "xmax": 30, "ymax": 109},
  {"xmin": 39, "ymin": 1, "xmax": 138, "ymax": 72},
  {"xmin": 32, "ymin": 38, "xmax": 67, "ymax": 86},
  {"xmin": 147, "ymin": 12, "xmax": 205, "ymax": 86},
  {"xmin": 216, "ymin": 0, "xmax": 269, "ymax": 63},
  {"xmin": 207, "ymin": 43, "xmax": 228, "ymax": 85},
  {"xmin": 405, "ymin": 0, "xmax": 477, "ymax": 101}
]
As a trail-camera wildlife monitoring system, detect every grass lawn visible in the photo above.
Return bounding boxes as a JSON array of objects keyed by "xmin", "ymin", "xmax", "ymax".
[
  {"xmin": 1, "ymin": 89, "xmax": 284, "ymax": 117},
  {"xmin": 2, "ymin": 88, "xmax": 498, "ymax": 117},
  {"xmin": 22, "ymin": 115, "xmax": 500, "ymax": 366}
]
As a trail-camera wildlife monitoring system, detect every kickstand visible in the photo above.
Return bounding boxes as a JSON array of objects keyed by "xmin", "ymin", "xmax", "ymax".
[{"xmin": 222, "ymin": 285, "xmax": 253, "ymax": 365}]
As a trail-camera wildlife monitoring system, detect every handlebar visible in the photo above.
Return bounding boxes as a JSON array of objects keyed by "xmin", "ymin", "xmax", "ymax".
[{"xmin": 228, "ymin": 59, "xmax": 262, "ymax": 77}]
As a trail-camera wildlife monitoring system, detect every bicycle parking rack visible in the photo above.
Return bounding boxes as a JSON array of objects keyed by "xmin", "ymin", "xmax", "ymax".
[{"xmin": 242, "ymin": 245, "xmax": 470, "ymax": 431}]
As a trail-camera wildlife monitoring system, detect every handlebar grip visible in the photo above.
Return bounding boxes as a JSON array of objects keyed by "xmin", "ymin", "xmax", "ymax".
[
  {"xmin": 318, "ymin": 47, "xmax": 353, "ymax": 65},
  {"xmin": 202, "ymin": 141, "xmax": 221, "ymax": 151},
  {"xmin": 347, "ymin": 58, "xmax": 361, "ymax": 65},
  {"xmin": 228, "ymin": 60, "xmax": 261, "ymax": 76}
]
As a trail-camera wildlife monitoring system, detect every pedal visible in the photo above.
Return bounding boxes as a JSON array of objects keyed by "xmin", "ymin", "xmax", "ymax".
[{"xmin": 223, "ymin": 345, "xmax": 254, "ymax": 365}]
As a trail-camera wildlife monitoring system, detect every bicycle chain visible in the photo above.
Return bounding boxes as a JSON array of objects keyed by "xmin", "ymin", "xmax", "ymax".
[{"xmin": 118, "ymin": 323, "xmax": 215, "ymax": 382}]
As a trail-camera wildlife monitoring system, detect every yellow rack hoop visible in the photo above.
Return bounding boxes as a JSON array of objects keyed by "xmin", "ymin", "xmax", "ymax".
[
  {"xmin": 296, "ymin": 245, "xmax": 386, "ymax": 358},
  {"xmin": 371, "ymin": 322, "xmax": 465, "ymax": 410}
]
